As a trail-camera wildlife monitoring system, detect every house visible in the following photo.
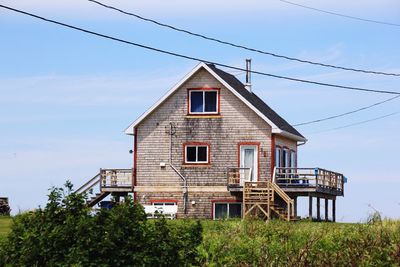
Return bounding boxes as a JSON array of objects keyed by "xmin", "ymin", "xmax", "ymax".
[{"xmin": 76, "ymin": 61, "xmax": 345, "ymax": 221}]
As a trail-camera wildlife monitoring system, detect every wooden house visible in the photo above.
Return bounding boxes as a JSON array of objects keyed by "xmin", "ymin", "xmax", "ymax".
[{"xmin": 76, "ymin": 62, "xmax": 345, "ymax": 221}]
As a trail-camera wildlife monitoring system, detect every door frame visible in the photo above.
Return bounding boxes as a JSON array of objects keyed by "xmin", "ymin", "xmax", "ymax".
[{"xmin": 238, "ymin": 142, "xmax": 260, "ymax": 182}]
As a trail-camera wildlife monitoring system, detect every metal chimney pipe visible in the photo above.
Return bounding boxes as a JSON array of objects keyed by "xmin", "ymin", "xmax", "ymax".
[{"xmin": 245, "ymin": 58, "xmax": 252, "ymax": 92}]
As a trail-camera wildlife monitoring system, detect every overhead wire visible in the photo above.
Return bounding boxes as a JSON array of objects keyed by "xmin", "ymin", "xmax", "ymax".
[
  {"xmin": 1, "ymin": 4, "xmax": 400, "ymax": 96},
  {"xmin": 293, "ymin": 94, "xmax": 400, "ymax": 126},
  {"xmin": 1, "ymin": 4, "xmax": 399, "ymax": 135},
  {"xmin": 87, "ymin": 0, "xmax": 400, "ymax": 77},
  {"xmin": 306, "ymin": 112, "xmax": 399, "ymax": 135},
  {"xmin": 279, "ymin": 0, "xmax": 400, "ymax": 27}
]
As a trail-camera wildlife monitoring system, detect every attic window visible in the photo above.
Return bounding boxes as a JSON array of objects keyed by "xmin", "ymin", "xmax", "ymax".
[{"xmin": 188, "ymin": 89, "xmax": 219, "ymax": 114}]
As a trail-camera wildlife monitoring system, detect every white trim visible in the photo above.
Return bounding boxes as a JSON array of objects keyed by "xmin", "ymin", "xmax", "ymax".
[
  {"xmin": 276, "ymin": 129, "xmax": 307, "ymax": 142},
  {"xmin": 124, "ymin": 62, "xmax": 306, "ymax": 143}
]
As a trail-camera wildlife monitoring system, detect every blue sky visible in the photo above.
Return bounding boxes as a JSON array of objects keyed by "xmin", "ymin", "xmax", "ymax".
[{"xmin": 1, "ymin": 0, "xmax": 399, "ymax": 221}]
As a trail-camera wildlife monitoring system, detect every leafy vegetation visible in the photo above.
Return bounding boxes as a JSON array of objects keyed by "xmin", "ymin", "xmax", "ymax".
[
  {"xmin": 197, "ymin": 219, "xmax": 400, "ymax": 266},
  {"xmin": 0, "ymin": 182, "xmax": 202, "ymax": 267},
  {"xmin": 1, "ymin": 183, "xmax": 399, "ymax": 266},
  {"xmin": 0, "ymin": 217, "xmax": 11, "ymax": 242}
]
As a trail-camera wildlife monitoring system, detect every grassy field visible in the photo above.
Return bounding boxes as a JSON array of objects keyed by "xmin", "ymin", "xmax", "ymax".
[
  {"xmin": 189, "ymin": 219, "xmax": 400, "ymax": 266},
  {"xmin": 0, "ymin": 216, "xmax": 12, "ymax": 241}
]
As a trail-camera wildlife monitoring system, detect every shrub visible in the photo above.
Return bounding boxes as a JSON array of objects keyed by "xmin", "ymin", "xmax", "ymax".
[{"xmin": 0, "ymin": 182, "xmax": 202, "ymax": 267}]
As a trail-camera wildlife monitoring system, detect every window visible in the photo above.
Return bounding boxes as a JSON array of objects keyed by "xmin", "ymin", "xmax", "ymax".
[
  {"xmin": 214, "ymin": 203, "xmax": 242, "ymax": 219},
  {"xmin": 275, "ymin": 147, "xmax": 281, "ymax": 167},
  {"xmin": 188, "ymin": 89, "xmax": 219, "ymax": 114},
  {"xmin": 153, "ymin": 202, "xmax": 176, "ymax": 206},
  {"xmin": 283, "ymin": 148, "xmax": 289, "ymax": 168},
  {"xmin": 184, "ymin": 143, "xmax": 209, "ymax": 164},
  {"xmin": 290, "ymin": 150, "xmax": 297, "ymax": 168}
]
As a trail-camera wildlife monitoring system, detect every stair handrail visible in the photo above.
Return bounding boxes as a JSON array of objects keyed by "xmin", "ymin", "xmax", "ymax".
[
  {"xmin": 75, "ymin": 172, "xmax": 101, "ymax": 194},
  {"xmin": 269, "ymin": 180, "xmax": 295, "ymax": 221}
]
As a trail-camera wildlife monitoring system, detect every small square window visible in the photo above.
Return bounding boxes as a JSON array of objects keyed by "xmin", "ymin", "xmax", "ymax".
[{"xmin": 184, "ymin": 144, "xmax": 209, "ymax": 164}]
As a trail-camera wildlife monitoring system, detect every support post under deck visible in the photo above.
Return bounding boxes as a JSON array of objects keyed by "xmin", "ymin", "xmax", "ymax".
[
  {"xmin": 317, "ymin": 197, "xmax": 321, "ymax": 221},
  {"xmin": 293, "ymin": 197, "xmax": 297, "ymax": 218},
  {"xmin": 308, "ymin": 195, "xmax": 313, "ymax": 219},
  {"xmin": 325, "ymin": 198, "xmax": 329, "ymax": 222},
  {"xmin": 332, "ymin": 199, "xmax": 336, "ymax": 222}
]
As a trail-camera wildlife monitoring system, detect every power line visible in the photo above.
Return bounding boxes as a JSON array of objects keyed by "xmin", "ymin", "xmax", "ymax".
[
  {"xmin": 1, "ymin": 4, "xmax": 400, "ymax": 96},
  {"xmin": 306, "ymin": 112, "xmax": 399, "ymax": 134},
  {"xmin": 293, "ymin": 94, "xmax": 400, "ymax": 126},
  {"xmin": 280, "ymin": 0, "xmax": 400, "ymax": 27},
  {"xmin": 88, "ymin": 0, "xmax": 400, "ymax": 77}
]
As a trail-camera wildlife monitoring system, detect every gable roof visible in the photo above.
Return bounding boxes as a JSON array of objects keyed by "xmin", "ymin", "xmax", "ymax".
[{"xmin": 125, "ymin": 62, "xmax": 306, "ymax": 142}]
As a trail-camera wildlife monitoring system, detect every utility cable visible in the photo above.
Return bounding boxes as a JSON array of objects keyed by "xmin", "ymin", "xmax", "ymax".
[
  {"xmin": 293, "ymin": 94, "xmax": 400, "ymax": 126},
  {"xmin": 306, "ymin": 112, "xmax": 399, "ymax": 134},
  {"xmin": 280, "ymin": 0, "xmax": 400, "ymax": 27},
  {"xmin": 88, "ymin": 0, "xmax": 400, "ymax": 77},
  {"xmin": 1, "ymin": 4, "xmax": 400, "ymax": 96}
]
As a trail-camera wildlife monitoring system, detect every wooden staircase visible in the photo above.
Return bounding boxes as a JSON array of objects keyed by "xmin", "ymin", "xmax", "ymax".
[
  {"xmin": 243, "ymin": 181, "xmax": 297, "ymax": 221},
  {"xmin": 75, "ymin": 172, "xmax": 104, "ymax": 207},
  {"xmin": 75, "ymin": 169, "xmax": 133, "ymax": 208}
]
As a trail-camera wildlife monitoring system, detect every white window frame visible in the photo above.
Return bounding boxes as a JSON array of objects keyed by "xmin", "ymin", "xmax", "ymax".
[
  {"xmin": 188, "ymin": 89, "xmax": 219, "ymax": 114},
  {"xmin": 213, "ymin": 202, "xmax": 242, "ymax": 220},
  {"xmin": 152, "ymin": 202, "xmax": 177, "ymax": 206},
  {"xmin": 184, "ymin": 145, "xmax": 209, "ymax": 164}
]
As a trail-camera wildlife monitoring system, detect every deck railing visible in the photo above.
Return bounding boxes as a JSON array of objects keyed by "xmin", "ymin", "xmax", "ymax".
[
  {"xmin": 100, "ymin": 168, "xmax": 133, "ymax": 189},
  {"xmin": 227, "ymin": 167, "xmax": 252, "ymax": 187},
  {"xmin": 273, "ymin": 167, "xmax": 344, "ymax": 192}
]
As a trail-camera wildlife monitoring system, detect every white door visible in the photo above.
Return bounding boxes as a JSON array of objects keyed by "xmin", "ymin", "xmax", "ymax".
[{"xmin": 240, "ymin": 145, "xmax": 258, "ymax": 184}]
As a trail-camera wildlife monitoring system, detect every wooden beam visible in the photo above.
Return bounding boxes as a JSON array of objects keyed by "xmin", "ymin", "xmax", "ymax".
[
  {"xmin": 332, "ymin": 199, "xmax": 336, "ymax": 222},
  {"xmin": 293, "ymin": 197, "xmax": 298, "ymax": 218},
  {"xmin": 325, "ymin": 198, "xmax": 328, "ymax": 222},
  {"xmin": 317, "ymin": 197, "xmax": 321, "ymax": 221},
  {"xmin": 308, "ymin": 195, "xmax": 313, "ymax": 219}
]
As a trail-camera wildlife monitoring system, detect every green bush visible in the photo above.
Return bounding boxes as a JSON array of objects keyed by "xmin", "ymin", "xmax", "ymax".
[{"xmin": 0, "ymin": 182, "xmax": 202, "ymax": 267}]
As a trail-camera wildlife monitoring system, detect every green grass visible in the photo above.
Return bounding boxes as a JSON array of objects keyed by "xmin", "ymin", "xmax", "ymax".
[
  {"xmin": 169, "ymin": 219, "xmax": 400, "ymax": 266},
  {"xmin": 0, "ymin": 216, "xmax": 12, "ymax": 241}
]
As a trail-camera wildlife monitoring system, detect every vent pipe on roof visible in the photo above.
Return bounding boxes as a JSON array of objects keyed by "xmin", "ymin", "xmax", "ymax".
[{"xmin": 245, "ymin": 58, "xmax": 252, "ymax": 93}]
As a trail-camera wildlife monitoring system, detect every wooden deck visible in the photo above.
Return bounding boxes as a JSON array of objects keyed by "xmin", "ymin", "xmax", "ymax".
[
  {"xmin": 228, "ymin": 167, "xmax": 344, "ymax": 197},
  {"xmin": 228, "ymin": 167, "xmax": 345, "ymax": 221},
  {"xmin": 75, "ymin": 168, "xmax": 133, "ymax": 207}
]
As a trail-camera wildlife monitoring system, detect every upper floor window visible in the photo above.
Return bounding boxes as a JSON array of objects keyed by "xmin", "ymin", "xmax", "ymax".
[
  {"xmin": 184, "ymin": 143, "xmax": 210, "ymax": 164},
  {"xmin": 188, "ymin": 89, "xmax": 219, "ymax": 114}
]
